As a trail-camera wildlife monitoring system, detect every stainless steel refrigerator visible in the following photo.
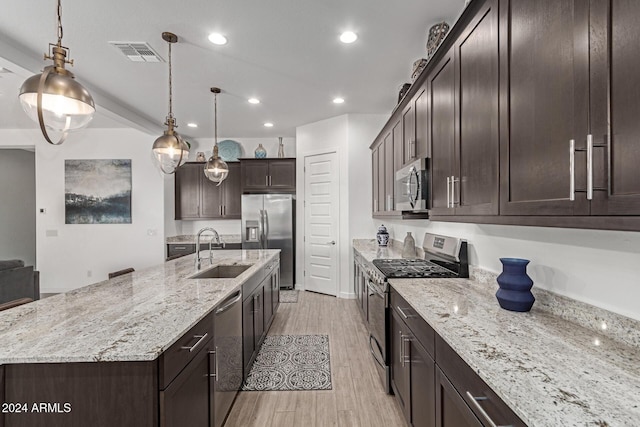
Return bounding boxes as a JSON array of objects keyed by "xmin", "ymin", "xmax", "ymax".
[{"xmin": 241, "ymin": 194, "xmax": 295, "ymax": 289}]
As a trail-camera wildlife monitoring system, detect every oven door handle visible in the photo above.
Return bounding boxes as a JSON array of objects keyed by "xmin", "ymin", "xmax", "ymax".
[
  {"xmin": 369, "ymin": 334, "xmax": 385, "ymax": 369},
  {"xmin": 367, "ymin": 281, "xmax": 385, "ymax": 298}
]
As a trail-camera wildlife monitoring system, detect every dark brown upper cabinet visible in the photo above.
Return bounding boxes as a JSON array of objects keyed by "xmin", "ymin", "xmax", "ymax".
[
  {"xmin": 372, "ymin": 124, "xmax": 401, "ymax": 218},
  {"xmin": 175, "ymin": 162, "xmax": 241, "ymax": 220},
  {"xmin": 429, "ymin": 0, "xmax": 499, "ymax": 216},
  {"xmin": 589, "ymin": 0, "xmax": 640, "ymax": 215},
  {"xmin": 240, "ymin": 158, "xmax": 296, "ymax": 193},
  {"xmin": 402, "ymin": 88, "xmax": 429, "ymax": 167},
  {"xmin": 499, "ymin": 0, "xmax": 591, "ymax": 216}
]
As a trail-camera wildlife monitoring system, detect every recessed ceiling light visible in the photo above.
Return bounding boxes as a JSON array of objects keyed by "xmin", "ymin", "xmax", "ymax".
[
  {"xmin": 333, "ymin": 97, "xmax": 345, "ymax": 104},
  {"xmin": 248, "ymin": 98, "xmax": 260, "ymax": 104},
  {"xmin": 187, "ymin": 123, "xmax": 198, "ymax": 128},
  {"xmin": 264, "ymin": 122, "xmax": 274, "ymax": 128},
  {"xmin": 208, "ymin": 33, "xmax": 228, "ymax": 45},
  {"xmin": 340, "ymin": 31, "xmax": 358, "ymax": 44}
]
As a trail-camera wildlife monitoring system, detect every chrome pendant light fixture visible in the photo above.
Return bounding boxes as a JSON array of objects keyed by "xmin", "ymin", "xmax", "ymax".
[
  {"xmin": 152, "ymin": 32, "xmax": 189, "ymax": 175},
  {"xmin": 19, "ymin": 0, "xmax": 95, "ymax": 145},
  {"xmin": 204, "ymin": 87, "xmax": 229, "ymax": 185}
]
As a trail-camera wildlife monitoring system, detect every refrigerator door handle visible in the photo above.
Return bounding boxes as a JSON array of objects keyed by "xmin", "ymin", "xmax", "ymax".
[
  {"xmin": 263, "ymin": 209, "xmax": 270, "ymax": 245},
  {"xmin": 258, "ymin": 210, "xmax": 264, "ymax": 248}
]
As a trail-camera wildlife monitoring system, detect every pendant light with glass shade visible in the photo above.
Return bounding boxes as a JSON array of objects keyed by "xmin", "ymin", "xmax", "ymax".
[
  {"xmin": 152, "ymin": 32, "xmax": 189, "ymax": 174},
  {"xmin": 204, "ymin": 87, "xmax": 229, "ymax": 185},
  {"xmin": 18, "ymin": 0, "xmax": 95, "ymax": 145}
]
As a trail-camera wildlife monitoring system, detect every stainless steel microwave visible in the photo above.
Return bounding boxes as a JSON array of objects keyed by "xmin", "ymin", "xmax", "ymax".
[{"xmin": 395, "ymin": 158, "xmax": 429, "ymax": 212}]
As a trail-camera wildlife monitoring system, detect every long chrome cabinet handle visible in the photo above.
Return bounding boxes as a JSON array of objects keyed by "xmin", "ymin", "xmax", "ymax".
[
  {"xmin": 465, "ymin": 391, "xmax": 512, "ymax": 427},
  {"xmin": 181, "ymin": 333, "xmax": 209, "ymax": 352},
  {"xmin": 399, "ymin": 330, "xmax": 405, "ymax": 367},
  {"xmin": 446, "ymin": 176, "xmax": 451, "ymax": 208},
  {"xmin": 396, "ymin": 306, "xmax": 410, "ymax": 319},
  {"xmin": 587, "ymin": 134, "xmax": 593, "ymax": 200},
  {"xmin": 402, "ymin": 336, "xmax": 411, "ymax": 365},
  {"xmin": 208, "ymin": 348, "xmax": 218, "ymax": 380},
  {"xmin": 451, "ymin": 176, "xmax": 459, "ymax": 207},
  {"xmin": 569, "ymin": 139, "xmax": 575, "ymax": 201}
]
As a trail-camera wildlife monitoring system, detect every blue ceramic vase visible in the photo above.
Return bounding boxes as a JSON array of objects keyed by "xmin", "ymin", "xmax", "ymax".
[
  {"xmin": 376, "ymin": 225, "xmax": 389, "ymax": 247},
  {"xmin": 495, "ymin": 258, "xmax": 535, "ymax": 312}
]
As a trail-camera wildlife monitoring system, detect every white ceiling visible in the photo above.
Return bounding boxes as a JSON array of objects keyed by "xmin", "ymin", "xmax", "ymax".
[{"xmin": 0, "ymin": 0, "xmax": 464, "ymax": 139}]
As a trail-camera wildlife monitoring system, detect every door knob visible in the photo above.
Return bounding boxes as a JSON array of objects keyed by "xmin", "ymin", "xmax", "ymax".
[{"xmin": 327, "ymin": 240, "xmax": 336, "ymax": 245}]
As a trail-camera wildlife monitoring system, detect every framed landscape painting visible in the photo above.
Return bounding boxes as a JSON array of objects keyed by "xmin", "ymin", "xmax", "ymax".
[{"xmin": 65, "ymin": 159, "xmax": 132, "ymax": 224}]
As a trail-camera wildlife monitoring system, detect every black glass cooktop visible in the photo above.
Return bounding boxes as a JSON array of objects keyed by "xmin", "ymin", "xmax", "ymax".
[{"xmin": 372, "ymin": 258, "xmax": 458, "ymax": 279}]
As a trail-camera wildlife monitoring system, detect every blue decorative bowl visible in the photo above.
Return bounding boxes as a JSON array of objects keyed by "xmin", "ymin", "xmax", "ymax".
[{"xmin": 495, "ymin": 258, "xmax": 535, "ymax": 312}]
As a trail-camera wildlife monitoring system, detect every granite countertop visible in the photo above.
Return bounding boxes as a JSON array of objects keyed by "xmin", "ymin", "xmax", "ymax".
[
  {"xmin": 167, "ymin": 234, "xmax": 242, "ymax": 244},
  {"xmin": 0, "ymin": 249, "xmax": 279, "ymax": 364},
  {"xmin": 353, "ymin": 239, "xmax": 640, "ymax": 426}
]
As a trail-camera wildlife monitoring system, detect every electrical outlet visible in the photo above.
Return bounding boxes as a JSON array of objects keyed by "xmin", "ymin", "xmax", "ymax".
[{"xmin": 147, "ymin": 229, "xmax": 158, "ymax": 236}]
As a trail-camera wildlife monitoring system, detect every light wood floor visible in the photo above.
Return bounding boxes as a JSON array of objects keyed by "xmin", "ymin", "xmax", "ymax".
[{"xmin": 224, "ymin": 290, "xmax": 407, "ymax": 427}]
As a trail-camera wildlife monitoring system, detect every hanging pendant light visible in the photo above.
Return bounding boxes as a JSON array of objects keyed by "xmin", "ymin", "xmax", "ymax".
[
  {"xmin": 204, "ymin": 87, "xmax": 229, "ymax": 185},
  {"xmin": 18, "ymin": 0, "xmax": 95, "ymax": 145},
  {"xmin": 152, "ymin": 32, "xmax": 189, "ymax": 174}
]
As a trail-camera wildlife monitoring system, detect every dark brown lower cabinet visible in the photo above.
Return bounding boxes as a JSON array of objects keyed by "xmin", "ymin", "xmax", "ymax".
[
  {"xmin": 160, "ymin": 341, "xmax": 212, "ymax": 427},
  {"xmin": 3, "ymin": 362, "xmax": 157, "ymax": 427},
  {"xmin": 435, "ymin": 367, "xmax": 482, "ymax": 427},
  {"xmin": 391, "ymin": 307, "xmax": 436, "ymax": 427},
  {"xmin": 0, "ymin": 365, "xmax": 4, "ymax": 427}
]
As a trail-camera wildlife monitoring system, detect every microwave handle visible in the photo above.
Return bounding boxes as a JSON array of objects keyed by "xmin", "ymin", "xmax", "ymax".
[{"xmin": 408, "ymin": 166, "xmax": 419, "ymax": 208}]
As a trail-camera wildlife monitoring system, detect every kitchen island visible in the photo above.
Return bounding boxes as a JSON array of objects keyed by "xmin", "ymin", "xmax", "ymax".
[
  {"xmin": 354, "ymin": 239, "xmax": 640, "ymax": 427},
  {"xmin": 0, "ymin": 249, "xmax": 280, "ymax": 427}
]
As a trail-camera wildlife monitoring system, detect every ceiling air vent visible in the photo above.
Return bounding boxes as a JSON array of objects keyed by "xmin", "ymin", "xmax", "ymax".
[{"xmin": 109, "ymin": 42, "xmax": 164, "ymax": 63}]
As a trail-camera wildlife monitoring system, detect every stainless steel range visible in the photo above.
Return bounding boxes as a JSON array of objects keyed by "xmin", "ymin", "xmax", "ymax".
[{"xmin": 362, "ymin": 233, "xmax": 468, "ymax": 393}]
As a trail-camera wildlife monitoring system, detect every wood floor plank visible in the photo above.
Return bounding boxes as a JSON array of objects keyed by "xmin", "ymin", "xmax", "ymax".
[{"xmin": 224, "ymin": 290, "xmax": 406, "ymax": 427}]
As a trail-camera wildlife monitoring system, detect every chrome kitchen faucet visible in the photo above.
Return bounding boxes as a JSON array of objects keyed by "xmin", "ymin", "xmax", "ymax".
[{"xmin": 195, "ymin": 227, "xmax": 222, "ymax": 270}]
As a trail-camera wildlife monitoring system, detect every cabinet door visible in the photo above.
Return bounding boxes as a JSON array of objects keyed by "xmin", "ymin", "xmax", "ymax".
[
  {"xmin": 415, "ymin": 86, "xmax": 430, "ymax": 160},
  {"xmin": 402, "ymin": 103, "xmax": 416, "ymax": 165},
  {"xmin": 222, "ymin": 162, "xmax": 241, "ymax": 218},
  {"xmin": 272, "ymin": 267, "xmax": 280, "ymax": 313},
  {"xmin": 201, "ymin": 171, "xmax": 223, "ymax": 218},
  {"xmin": 160, "ymin": 345, "xmax": 211, "ymax": 427},
  {"xmin": 253, "ymin": 287, "xmax": 265, "ymax": 349},
  {"xmin": 263, "ymin": 276, "xmax": 273, "ymax": 329},
  {"xmin": 241, "ymin": 160, "xmax": 269, "ymax": 191},
  {"xmin": 175, "ymin": 164, "xmax": 201, "ymax": 219},
  {"xmin": 242, "ymin": 295, "xmax": 255, "ymax": 377},
  {"xmin": 435, "ymin": 368, "xmax": 482, "ymax": 427},
  {"xmin": 393, "ymin": 119, "xmax": 403, "ymax": 174},
  {"xmin": 268, "ymin": 159, "xmax": 296, "ymax": 190},
  {"xmin": 383, "ymin": 131, "xmax": 394, "ymax": 211},
  {"xmin": 499, "ymin": 0, "xmax": 590, "ymax": 215},
  {"xmin": 429, "ymin": 50, "xmax": 456, "ymax": 216},
  {"xmin": 372, "ymin": 145, "xmax": 380, "ymax": 213},
  {"xmin": 390, "ymin": 309, "xmax": 410, "ymax": 423},
  {"xmin": 590, "ymin": 0, "xmax": 640, "ymax": 214},
  {"xmin": 454, "ymin": 0, "xmax": 499, "ymax": 215},
  {"xmin": 411, "ymin": 338, "xmax": 436, "ymax": 427}
]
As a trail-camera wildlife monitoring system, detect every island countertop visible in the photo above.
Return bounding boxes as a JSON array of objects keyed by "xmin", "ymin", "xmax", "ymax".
[
  {"xmin": 353, "ymin": 239, "xmax": 640, "ymax": 426},
  {"xmin": 0, "ymin": 249, "xmax": 279, "ymax": 365}
]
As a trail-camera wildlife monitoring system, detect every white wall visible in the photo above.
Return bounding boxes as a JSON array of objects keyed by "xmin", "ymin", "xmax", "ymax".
[
  {"xmin": 164, "ymin": 137, "xmax": 296, "ymax": 241},
  {"xmin": 375, "ymin": 219, "xmax": 640, "ymax": 321},
  {"xmin": 0, "ymin": 149, "xmax": 36, "ymax": 266},
  {"xmin": 296, "ymin": 114, "xmax": 386, "ymax": 298},
  {"xmin": 0, "ymin": 129, "xmax": 165, "ymax": 293}
]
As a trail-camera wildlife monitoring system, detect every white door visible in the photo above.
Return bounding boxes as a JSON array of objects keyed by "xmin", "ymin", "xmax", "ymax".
[{"xmin": 304, "ymin": 152, "xmax": 339, "ymax": 296}]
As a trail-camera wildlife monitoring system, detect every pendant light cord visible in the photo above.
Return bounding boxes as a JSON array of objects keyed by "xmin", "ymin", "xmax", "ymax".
[
  {"xmin": 168, "ymin": 41, "xmax": 173, "ymax": 120},
  {"xmin": 57, "ymin": 0, "xmax": 63, "ymax": 46},
  {"xmin": 214, "ymin": 91, "xmax": 217, "ymax": 146}
]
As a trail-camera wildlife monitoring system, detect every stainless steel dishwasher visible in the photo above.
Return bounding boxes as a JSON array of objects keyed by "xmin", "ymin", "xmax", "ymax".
[{"xmin": 211, "ymin": 289, "xmax": 243, "ymax": 427}]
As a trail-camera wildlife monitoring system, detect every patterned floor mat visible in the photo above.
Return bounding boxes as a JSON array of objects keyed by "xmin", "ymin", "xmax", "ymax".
[{"xmin": 242, "ymin": 335, "xmax": 331, "ymax": 391}]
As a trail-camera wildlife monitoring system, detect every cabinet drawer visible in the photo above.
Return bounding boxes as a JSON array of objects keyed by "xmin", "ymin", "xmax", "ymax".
[
  {"xmin": 390, "ymin": 287, "xmax": 435, "ymax": 358},
  {"xmin": 436, "ymin": 335, "xmax": 526, "ymax": 427},
  {"xmin": 159, "ymin": 311, "xmax": 214, "ymax": 389},
  {"xmin": 167, "ymin": 244, "xmax": 196, "ymax": 258}
]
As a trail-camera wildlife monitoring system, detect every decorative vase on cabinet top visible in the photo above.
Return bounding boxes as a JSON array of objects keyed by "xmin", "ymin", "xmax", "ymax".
[
  {"xmin": 255, "ymin": 144, "xmax": 267, "ymax": 159},
  {"xmin": 495, "ymin": 258, "xmax": 535, "ymax": 312}
]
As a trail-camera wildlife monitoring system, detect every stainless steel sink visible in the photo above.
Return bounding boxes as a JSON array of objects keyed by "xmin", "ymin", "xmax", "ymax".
[{"xmin": 189, "ymin": 264, "xmax": 250, "ymax": 279}]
